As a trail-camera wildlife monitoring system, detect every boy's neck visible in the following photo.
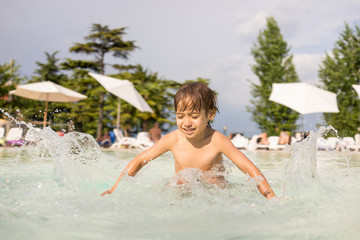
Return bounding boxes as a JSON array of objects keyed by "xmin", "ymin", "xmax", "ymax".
[{"xmin": 184, "ymin": 127, "xmax": 214, "ymax": 147}]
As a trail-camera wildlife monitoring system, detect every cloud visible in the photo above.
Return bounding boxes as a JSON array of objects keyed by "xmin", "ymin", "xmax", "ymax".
[
  {"xmin": 293, "ymin": 53, "xmax": 324, "ymax": 84},
  {"xmin": 235, "ymin": 10, "xmax": 269, "ymax": 41},
  {"xmin": 199, "ymin": 53, "xmax": 255, "ymax": 107},
  {"xmin": 2, "ymin": 0, "xmax": 360, "ymax": 133}
]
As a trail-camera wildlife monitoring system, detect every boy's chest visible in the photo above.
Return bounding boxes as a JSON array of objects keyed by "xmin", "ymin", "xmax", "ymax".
[{"xmin": 171, "ymin": 142, "xmax": 222, "ymax": 171}]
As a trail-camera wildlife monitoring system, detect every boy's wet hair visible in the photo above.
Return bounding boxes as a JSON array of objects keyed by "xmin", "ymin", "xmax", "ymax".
[{"xmin": 174, "ymin": 82, "xmax": 219, "ymax": 126}]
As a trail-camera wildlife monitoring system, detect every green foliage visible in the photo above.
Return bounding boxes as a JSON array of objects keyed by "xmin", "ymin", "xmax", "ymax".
[
  {"xmin": 247, "ymin": 16, "xmax": 300, "ymax": 135},
  {"xmin": 319, "ymin": 23, "xmax": 360, "ymax": 137},
  {"xmin": 60, "ymin": 58, "xmax": 105, "ymax": 134},
  {"xmin": 61, "ymin": 54, "xmax": 181, "ymax": 137},
  {"xmin": 113, "ymin": 65, "xmax": 181, "ymax": 134},
  {"xmin": 0, "ymin": 60, "xmax": 22, "ymax": 100},
  {"xmin": 32, "ymin": 51, "xmax": 67, "ymax": 84},
  {"xmin": 0, "ymin": 60, "xmax": 29, "ymax": 121},
  {"xmin": 12, "ymin": 51, "xmax": 74, "ymax": 129},
  {"xmin": 69, "ymin": 23, "xmax": 138, "ymax": 74},
  {"xmin": 0, "ymin": 23, "xmax": 207, "ymax": 138},
  {"xmin": 69, "ymin": 23, "xmax": 138, "ymax": 138}
]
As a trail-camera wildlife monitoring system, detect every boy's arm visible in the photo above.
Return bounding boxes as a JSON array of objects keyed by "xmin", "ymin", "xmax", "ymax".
[
  {"xmin": 101, "ymin": 133, "xmax": 173, "ymax": 196},
  {"xmin": 216, "ymin": 133, "xmax": 277, "ymax": 199}
]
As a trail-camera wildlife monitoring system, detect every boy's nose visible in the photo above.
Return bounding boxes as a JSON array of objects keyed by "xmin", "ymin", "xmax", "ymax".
[{"xmin": 184, "ymin": 118, "xmax": 192, "ymax": 126}]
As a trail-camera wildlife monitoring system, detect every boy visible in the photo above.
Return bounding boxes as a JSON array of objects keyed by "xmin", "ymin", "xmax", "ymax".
[{"xmin": 101, "ymin": 82, "xmax": 276, "ymax": 199}]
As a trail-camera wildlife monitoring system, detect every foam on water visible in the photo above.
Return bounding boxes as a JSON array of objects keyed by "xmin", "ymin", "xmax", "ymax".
[{"xmin": 0, "ymin": 113, "xmax": 358, "ymax": 239}]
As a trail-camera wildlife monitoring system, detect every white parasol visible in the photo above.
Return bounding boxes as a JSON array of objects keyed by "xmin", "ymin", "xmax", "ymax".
[
  {"xmin": 352, "ymin": 84, "xmax": 360, "ymax": 98},
  {"xmin": 10, "ymin": 81, "xmax": 87, "ymax": 128},
  {"xmin": 269, "ymin": 82, "xmax": 339, "ymax": 131},
  {"xmin": 88, "ymin": 72, "xmax": 153, "ymax": 130}
]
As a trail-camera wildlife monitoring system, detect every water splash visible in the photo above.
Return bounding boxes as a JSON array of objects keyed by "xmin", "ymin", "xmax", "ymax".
[
  {"xmin": 280, "ymin": 126, "xmax": 337, "ymax": 199},
  {"xmin": 1, "ymin": 108, "xmax": 34, "ymax": 130},
  {"xmin": 1, "ymin": 107, "xmax": 350, "ymax": 201},
  {"xmin": 1, "ymin": 108, "xmax": 109, "ymax": 193},
  {"xmin": 20, "ymin": 128, "xmax": 107, "ymax": 192}
]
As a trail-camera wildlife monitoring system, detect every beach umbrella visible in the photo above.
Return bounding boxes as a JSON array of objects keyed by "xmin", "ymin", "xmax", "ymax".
[
  {"xmin": 269, "ymin": 82, "xmax": 339, "ymax": 130},
  {"xmin": 10, "ymin": 81, "xmax": 87, "ymax": 128},
  {"xmin": 352, "ymin": 84, "xmax": 360, "ymax": 98},
  {"xmin": 88, "ymin": 72, "xmax": 153, "ymax": 130}
]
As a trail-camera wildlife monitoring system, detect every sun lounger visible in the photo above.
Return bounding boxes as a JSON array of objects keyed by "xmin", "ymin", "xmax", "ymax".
[
  {"xmin": 317, "ymin": 137, "xmax": 326, "ymax": 150},
  {"xmin": 256, "ymin": 143, "xmax": 270, "ymax": 150},
  {"xmin": 317, "ymin": 137, "xmax": 339, "ymax": 151},
  {"xmin": 110, "ymin": 129, "xmax": 137, "ymax": 148},
  {"xmin": 291, "ymin": 136, "xmax": 298, "ymax": 144},
  {"xmin": 246, "ymin": 134, "xmax": 290, "ymax": 151},
  {"xmin": 337, "ymin": 136, "xmax": 355, "ymax": 151},
  {"xmin": 267, "ymin": 136, "xmax": 286, "ymax": 150},
  {"xmin": 245, "ymin": 135, "xmax": 259, "ymax": 150},
  {"xmin": 231, "ymin": 134, "xmax": 249, "ymax": 149},
  {"xmin": 245, "ymin": 134, "xmax": 271, "ymax": 150},
  {"xmin": 129, "ymin": 132, "xmax": 154, "ymax": 150},
  {"xmin": 347, "ymin": 134, "xmax": 360, "ymax": 151},
  {"xmin": 0, "ymin": 127, "xmax": 5, "ymax": 146},
  {"xmin": 5, "ymin": 128, "xmax": 24, "ymax": 146}
]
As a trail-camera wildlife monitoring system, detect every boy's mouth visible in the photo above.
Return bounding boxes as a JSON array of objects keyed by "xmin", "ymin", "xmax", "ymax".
[{"xmin": 183, "ymin": 127, "xmax": 195, "ymax": 134}]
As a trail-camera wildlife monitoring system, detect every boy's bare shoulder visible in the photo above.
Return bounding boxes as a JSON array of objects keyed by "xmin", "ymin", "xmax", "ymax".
[
  {"xmin": 162, "ymin": 129, "xmax": 179, "ymax": 139},
  {"xmin": 211, "ymin": 129, "xmax": 229, "ymax": 141},
  {"xmin": 210, "ymin": 130, "xmax": 233, "ymax": 147},
  {"xmin": 158, "ymin": 129, "xmax": 181, "ymax": 145}
]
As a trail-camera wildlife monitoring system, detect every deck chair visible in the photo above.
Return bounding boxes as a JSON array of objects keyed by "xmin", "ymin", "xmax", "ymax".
[
  {"xmin": 0, "ymin": 127, "xmax": 5, "ymax": 146},
  {"xmin": 254, "ymin": 134, "xmax": 271, "ymax": 150},
  {"xmin": 337, "ymin": 136, "xmax": 355, "ymax": 151},
  {"xmin": 231, "ymin": 134, "xmax": 249, "ymax": 149},
  {"xmin": 347, "ymin": 134, "xmax": 360, "ymax": 151},
  {"xmin": 245, "ymin": 135, "xmax": 260, "ymax": 150},
  {"xmin": 267, "ymin": 136, "xmax": 286, "ymax": 150},
  {"xmin": 111, "ymin": 129, "xmax": 136, "ymax": 148},
  {"xmin": 5, "ymin": 128, "xmax": 24, "ymax": 146},
  {"xmin": 130, "ymin": 132, "xmax": 154, "ymax": 150},
  {"xmin": 317, "ymin": 137, "xmax": 328, "ymax": 151},
  {"xmin": 317, "ymin": 137, "xmax": 339, "ymax": 151}
]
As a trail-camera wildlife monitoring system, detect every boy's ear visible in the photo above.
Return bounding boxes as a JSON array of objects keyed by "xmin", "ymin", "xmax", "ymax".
[{"xmin": 208, "ymin": 110, "xmax": 216, "ymax": 120}]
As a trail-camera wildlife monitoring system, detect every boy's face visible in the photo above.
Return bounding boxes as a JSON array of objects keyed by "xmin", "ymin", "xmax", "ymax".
[{"xmin": 176, "ymin": 103, "xmax": 215, "ymax": 139}]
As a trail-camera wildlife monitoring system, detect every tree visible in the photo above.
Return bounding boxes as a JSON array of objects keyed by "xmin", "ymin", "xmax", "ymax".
[
  {"xmin": 32, "ymin": 51, "xmax": 66, "ymax": 84},
  {"xmin": 247, "ymin": 16, "xmax": 300, "ymax": 135},
  {"xmin": 0, "ymin": 60, "xmax": 28, "ymax": 121},
  {"xmin": 15, "ymin": 51, "xmax": 73, "ymax": 129},
  {"xmin": 69, "ymin": 23, "xmax": 137, "ymax": 139},
  {"xmin": 0, "ymin": 60, "xmax": 23, "ymax": 102},
  {"xmin": 60, "ymin": 59, "xmax": 103, "ymax": 135},
  {"xmin": 319, "ymin": 23, "xmax": 360, "ymax": 137},
  {"xmin": 113, "ymin": 65, "xmax": 181, "ymax": 135}
]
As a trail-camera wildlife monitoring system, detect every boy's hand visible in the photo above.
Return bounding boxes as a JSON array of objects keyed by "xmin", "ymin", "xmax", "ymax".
[{"xmin": 100, "ymin": 188, "xmax": 113, "ymax": 196}]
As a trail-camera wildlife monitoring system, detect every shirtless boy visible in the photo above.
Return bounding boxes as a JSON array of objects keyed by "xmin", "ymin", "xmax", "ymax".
[
  {"xmin": 101, "ymin": 82, "xmax": 276, "ymax": 199},
  {"xmin": 148, "ymin": 122, "xmax": 162, "ymax": 143}
]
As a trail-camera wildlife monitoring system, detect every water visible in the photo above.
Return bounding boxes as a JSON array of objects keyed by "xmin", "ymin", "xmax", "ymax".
[{"xmin": 0, "ymin": 126, "xmax": 359, "ymax": 240}]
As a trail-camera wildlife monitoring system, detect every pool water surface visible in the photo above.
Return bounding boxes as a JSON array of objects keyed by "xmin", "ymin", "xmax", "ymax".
[{"xmin": 0, "ymin": 127, "xmax": 359, "ymax": 240}]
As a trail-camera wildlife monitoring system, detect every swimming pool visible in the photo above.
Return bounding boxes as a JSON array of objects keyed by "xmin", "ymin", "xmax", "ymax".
[{"xmin": 0, "ymin": 127, "xmax": 359, "ymax": 239}]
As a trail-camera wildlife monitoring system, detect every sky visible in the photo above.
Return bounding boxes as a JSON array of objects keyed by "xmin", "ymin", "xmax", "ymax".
[{"xmin": 1, "ymin": 0, "xmax": 360, "ymax": 137}]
